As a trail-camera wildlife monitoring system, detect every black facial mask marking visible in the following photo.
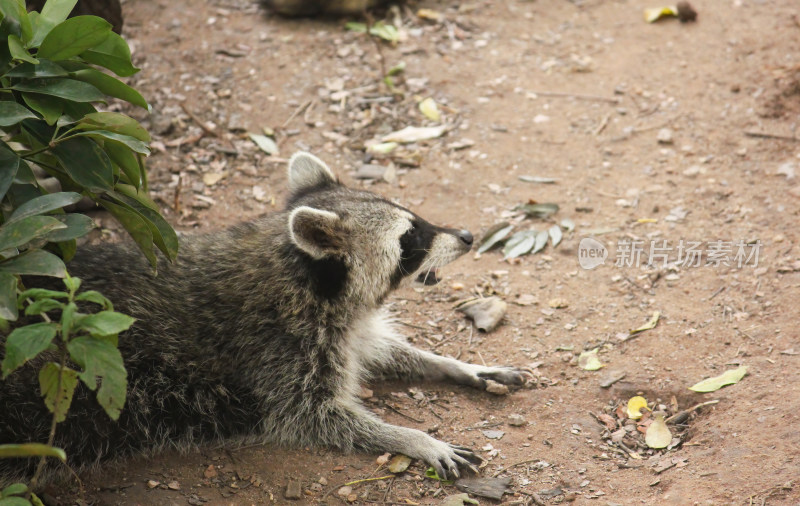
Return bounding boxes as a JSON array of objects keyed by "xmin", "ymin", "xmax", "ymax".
[{"xmin": 390, "ymin": 219, "xmax": 437, "ymax": 288}]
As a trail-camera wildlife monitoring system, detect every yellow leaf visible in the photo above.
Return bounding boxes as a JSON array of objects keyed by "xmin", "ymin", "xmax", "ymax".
[
  {"xmin": 637, "ymin": 218, "xmax": 658, "ymax": 223},
  {"xmin": 644, "ymin": 6, "xmax": 678, "ymax": 23},
  {"xmin": 645, "ymin": 413, "xmax": 672, "ymax": 449},
  {"xmin": 419, "ymin": 97, "xmax": 441, "ymax": 122},
  {"xmin": 417, "ymin": 8, "xmax": 443, "ymax": 22},
  {"xmin": 689, "ymin": 366, "xmax": 748, "ymax": 393},
  {"xmin": 630, "ymin": 311, "xmax": 660, "ymax": 335},
  {"xmin": 627, "ymin": 396, "xmax": 649, "ymax": 420},
  {"xmin": 578, "ymin": 348, "xmax": 605, "ymax": 371}
]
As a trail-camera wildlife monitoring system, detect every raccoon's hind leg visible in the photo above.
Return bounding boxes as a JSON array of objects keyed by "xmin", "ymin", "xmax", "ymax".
[{"xmin": 353, "ymin": 311, "xmax": 530, "ymax": 389}]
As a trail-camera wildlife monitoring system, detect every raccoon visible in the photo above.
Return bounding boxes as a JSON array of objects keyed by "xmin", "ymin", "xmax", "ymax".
[{"xmin": 0, "ymin": 152, "xmax": 528, "ymax": 483}]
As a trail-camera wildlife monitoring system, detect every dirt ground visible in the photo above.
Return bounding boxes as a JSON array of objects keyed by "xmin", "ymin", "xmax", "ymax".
[{"xmin": 49, "ymin": 0, "xmax": 800, "ymax": 504}]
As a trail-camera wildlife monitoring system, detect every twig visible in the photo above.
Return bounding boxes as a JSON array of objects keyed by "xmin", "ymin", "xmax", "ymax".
[
  {"xmin": 281, "ymin": 99, "xmax": 312, "ymax": 129},
  {"xmin": 173, "ymin": 174, "xmax": 182, "ymax": 213},
  {"xmin": 707, "ymin": 286, "xmax": 726, "ymax": 301},
  {"xmin": 180, "ymin": 102, "xmax": 220, "ymax": 138},
  {"xmin": 593, "ymin": 114, "xmax": 611, "ymax": 136},
  {"xmin": 665, "ymin": 400, "xmax": 719, "ymax": 424},
  {"xmin": 386, "ymin": 404, "xmax": 425, "ymax": 424},
  {"xmin": 744, "ymin": 130, "xmax": 800, "ymax": 142},
  {"xmin": 517, "ymin": 490, "xmax": 546, "ymax": 506},
  {"xmin": 492, "ymin": 458, "xmax": 542, "ymax": 477},
  {"xmin": 397, "ymin": 320, "xmax": 427, "ymax": 331},
  {"xmin": 528, "ymin": 90, "xmax": 619, "ymax": 104},
  {"xmin": 345, "ymin": 475, "xmax": 395, "ymax": 487},
  {"xmin": 382, "ymin": 477, "xmax": 395, "ymax": 502}
]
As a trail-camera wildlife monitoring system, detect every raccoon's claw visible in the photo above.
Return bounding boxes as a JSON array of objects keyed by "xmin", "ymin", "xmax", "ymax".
[
  {"xmin": 431, "ymin": 444, "xmax": 480, "ymax": 480},
  {"xmin": 477, "ymin": 366, "xmax": 532, "ymax": 387}
]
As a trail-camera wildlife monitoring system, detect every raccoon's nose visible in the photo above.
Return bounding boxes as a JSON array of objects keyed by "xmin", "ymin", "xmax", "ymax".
[{"xmin": 456, "ymin": 229, "xmax": 474, "ymax": 247}]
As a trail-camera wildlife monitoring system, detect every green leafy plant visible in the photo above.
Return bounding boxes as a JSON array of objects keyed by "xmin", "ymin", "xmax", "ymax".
[{"xmin": 0, "ymin": 0, "xmax": 175, "ymax": 499}]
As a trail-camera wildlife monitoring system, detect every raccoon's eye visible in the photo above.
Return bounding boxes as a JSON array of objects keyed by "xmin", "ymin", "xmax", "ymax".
[{"xmin": 407, "ymin": 224, "xmax": 417, "ymax": 236}]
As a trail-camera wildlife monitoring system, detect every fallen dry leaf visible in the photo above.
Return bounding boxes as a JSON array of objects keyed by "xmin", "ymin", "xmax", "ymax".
[
  {"xmin": 645, "ymin": 413, "xmax": 672, "ymax": 449},
  {"xmin": 627, "ymin": 396, "xmax": 649, "ymax": 420},
  {"xmin": 688, "ymin": 366, "xmax": 748, "ymax": 393},
  {"xmin": 578, "ymin": 348, "xmax": 605, "ymax": 371},
  {"xmin": 456, "ymin": 297, "xmax": 507, "ymax": 332}
]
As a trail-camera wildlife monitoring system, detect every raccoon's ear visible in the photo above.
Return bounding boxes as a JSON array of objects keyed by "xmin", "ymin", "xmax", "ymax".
[
  {"xmin": 288, "ymin": 152, "xmax": 337, "ymax": 195},
  {"xmin": 288, "ymin": 206, "xmax": 344, "ymax": 259}
]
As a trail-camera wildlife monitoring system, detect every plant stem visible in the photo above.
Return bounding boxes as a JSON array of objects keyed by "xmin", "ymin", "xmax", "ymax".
[
  {"xmin": 20, "ymin": 145, "xmax": 52, "ymax": 159},
  {"xmin": 30, "ymin": 336, "xmax": 67, "ymax": 489}
]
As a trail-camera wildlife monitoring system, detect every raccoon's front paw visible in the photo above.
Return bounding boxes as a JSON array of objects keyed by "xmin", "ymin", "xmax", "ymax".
[
  {"xmin": 477, "ymin": 366, "xmax": 534, "ymax": 388},
  {"xmin": 415, "ymin": 439, "xmax": 481, "ymax": 480}
]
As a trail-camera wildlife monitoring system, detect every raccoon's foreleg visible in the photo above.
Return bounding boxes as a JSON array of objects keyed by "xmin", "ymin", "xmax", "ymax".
[
  {"xmin": 311, "ymin": 398, "xmax": 479, "ymax": 479},
  {"xmin": 355, "ymin": 312, "xmax": 529, "ymax": 389}
]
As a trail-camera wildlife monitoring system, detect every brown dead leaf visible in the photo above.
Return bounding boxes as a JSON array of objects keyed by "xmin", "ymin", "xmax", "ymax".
[{"xmin": 597, "ymin": 413, "xmax": 618, "ymax": 431}]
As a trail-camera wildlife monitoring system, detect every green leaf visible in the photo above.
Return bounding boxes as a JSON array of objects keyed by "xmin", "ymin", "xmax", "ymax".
[
  {"xmin": 0, "ymin": 272, "xmax": 17, "ymax": 321},
  {"xmin": 7, "ymin": 192, "xmax": 82, "ymax": 223},
  {"xmin": 1, "ymin": 321, "xmax": 57, "ymax": 378},
  {"xmin": 1, "ymin": 484, "xmax": 28, "ymax": 497},
  {"xmin": 689, "ymin": 366, "xmax": 748, "ymax": 393},
  {"xmin": 30, "ymin": 0, "xmax": 79, "ymax": 47},
  {"xmin": 56, "ymin": 237, "xmax": 77, "ymax": 261},
  {"xmin": 0, "ymin": 0, "xmax": 33, "ymax": 42},
  {"xmin": 345, "ymin": 21, "xmax": 399, "ymax": 42},
  {"xmin": 12, "ymin": 77, "xmax": 104, "ymax": 102},
  {"xmin": 50, "ymin": 136, "xmax": 114, "ymax": 191},
  {"xmin": 248, "ymin": 133, "xmax": 278, "ymax": 155},
  {"xmin": 503, "ymin": 230, "xmax": 536, "ymax": 259},
  {"xmin": 76, "ymin": 310, "xmax": 134, "ymax": 337},
  {"xmin": 531, "ymin": 230, "xmax": 549, "ymax": 254},
  {"xmin": 59, "ymin": 98, "xmax": 95, "ymax": 124},
  {"xmin": 0, "ymin": 249, "xmax": 67, "ymax": 277},
  {"xmin": 100, "ymin": 199, "xmax": 156, "ymax": 268},
  {"xmin": 67, "ymin": 335, "xmax": 127, "ymax": 420},
  {"xmin": 548, "ymin": 224, "xmax": 563, "ymax": 248},
  {"xmin": 23, "ymin": 297, "xmax": 62, "ymax": 316},
  {"xmin": 0, "ymin": 215, "xmax": 66, "ymax": 251},
  {"xmin": 424, "ymin": 466, "xmax": 454, "ymax": 485},
  {"xmin": 39, "ymin": 362, "xmax": 79, "ymax": 423},
  {"xmin": 17, "ymin": 287, "xmax": 68, "ymax": 300},
  {"xmin": 0, "ymin": 101, "xmax": 37, "ymax": 126},
  {"xmin": 22, "ymin": 92, "xmax": 63, "ymax": 125},
  {"xmin": 110, "ymin": 192, "xmax": 178, "ymax": 262},
  {"xmin": 13, "ymin": 159, "xmax": 35, "ymax": 185},
  {"xmin": 69, "ymin": 69, "xmax": 148, "ymax": 109},
  {"xmin": 62, "ymin": 275, "xmax": 80, "ymax": 293},
  {"xmin": 7, "ymin": 34, "xmax": 37, "ymax": 64},
  {"xmin": 77, "ymin": 111, "xmax": 150, "ymax": 141},
  {"xmin": 0, "ymin": 496, "xmax": 31, "ymax": 506},
  {"xmin": 37, "ymin": 15, "xmax": 111, "ymax": 61},
  {"xmin": 0, "ymin": 143, "xmax": 20, "ymax": 200},
  {"xmin": 77, "ymin": 130, "xmax": 149, "ymax": 155},
  {"xmin": 0, "ymin": 443, "xmax": 66, "ymax": 462},
  {"xmin": 59, "ymin": 301, "xmax": 76, "ymax": 337},
  {"xmin": 5, "ymin": 59, "xmax": 68, "ymax": 78},
  {"xmin": 517, "ymin": 202, "xmax": 559, "ymax": 219},
  {"xmin": 74, "ymin": 290, "xmax": 111, "ymax": 309},
  {"xmin": 0, "ymin": 497, "xmax": 32, "ymax": 506},
  {"xmin": 105, "ymin": 140, "xmax": 141, "ymax": 187},
  {"xmin": 79, "ymin": 31, "xmax": 139, "ymax": 77},
  {"xmin": 44, "ymin": 213, "xmax": 95, "ymax": 242},
  {"xmin": 477, "ymin": 223, "xmax": 513, "ymax": 254}
]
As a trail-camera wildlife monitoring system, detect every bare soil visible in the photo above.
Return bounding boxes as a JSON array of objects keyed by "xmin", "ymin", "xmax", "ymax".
[{"xmin": 48, "ymin": 0, "xmax": 800, "ymax": 504}]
